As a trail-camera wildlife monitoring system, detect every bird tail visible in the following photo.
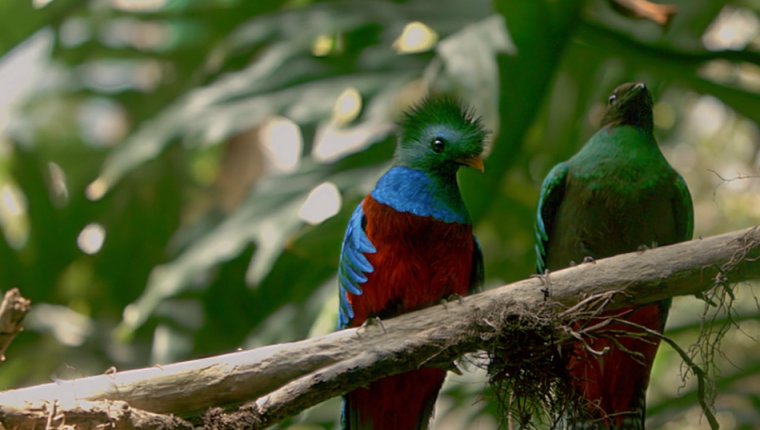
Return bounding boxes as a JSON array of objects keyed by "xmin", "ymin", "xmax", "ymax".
[
  {"xmin": 342, "ymin": 368, "xmax": 445, "ymax": 430},
  {"xmin": 560, "ymin": 301, "xmax": 669, "ymax": 430}
]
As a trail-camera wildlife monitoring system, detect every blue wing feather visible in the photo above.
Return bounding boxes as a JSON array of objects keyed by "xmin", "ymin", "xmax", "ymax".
[
  {"xmin": 338, "ymin": 203, "xmax": 376, "ymax": 330},
  {"xmin": 535, "ymin": 162, "xmax": 569, "ymax": 274}
]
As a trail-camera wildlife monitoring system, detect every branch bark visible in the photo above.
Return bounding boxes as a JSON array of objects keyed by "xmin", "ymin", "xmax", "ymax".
[{"xmin": 0, "ymin": 226, "xmax": 758, "ymax": 430}]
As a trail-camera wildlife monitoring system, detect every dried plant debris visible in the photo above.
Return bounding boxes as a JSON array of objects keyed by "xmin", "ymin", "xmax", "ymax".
[
  {"xmin": 685, "ymin": 227, "xmax": 760, "ymax": 427},
  {"xmin": 479, "ymin": 300, "xmax": 574, "ymax": 429},
  {"xmin": 481, "ymin": 284, "xmax": 727, "ymax": 430}
]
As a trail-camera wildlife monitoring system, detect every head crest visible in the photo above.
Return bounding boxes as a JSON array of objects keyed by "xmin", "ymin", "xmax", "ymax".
[{"xmin": 398, "ymin": 96, "xmax": 487, "ymax": 146}]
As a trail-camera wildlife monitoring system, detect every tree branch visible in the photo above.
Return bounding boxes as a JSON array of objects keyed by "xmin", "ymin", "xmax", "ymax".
[
  {"xmin": 0, "ymin": 401, "xmax": 194, "ymax": 430},
  {"xmin": 605, "ymin": 0, "xmax": 678, "ymax": 26},
  {"xmin": 0, "ymin": 288, "xmax": 31, "ymax": 366},
  {"xmin": 579, "ymin": 19, "xmax": 760, "ymax": 69},
  {"xmin": 0, "ymin": 226, "xmax": 758, "ymax": 430}
]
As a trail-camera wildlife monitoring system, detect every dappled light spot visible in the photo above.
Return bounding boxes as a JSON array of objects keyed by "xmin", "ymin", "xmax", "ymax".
[
  {"xmin": 77, "ymin": 223, "xmax": 106, "ymax": 255},
  {"xmin": 1, "ymin": 184, "xmax": 26, "ymax": 216},
  {"xmin": 32, "ymin": 0, "xmax": 54, "ymax": 9},
  {"xmin": 393, "ymin": 21, "xmax": 438, "ymax": 54},
  {"xmin": 333, "ymin": 87, "xmax": 362, "ymax": 125},
  {"xmin": 260, "ymin": 223, "xmax": 278, "ymax": 246},
  {"xmin": 77, "ymin": 60, "xmax": 163, "ymax": 94},
  {"xmin": 688, "ymin": 95, "xmax": 727, "ymax": 137},
  {"xmin": 60, "ymin": 18, "xmax": 90, "ymax": 48},
  {"xmin": 312, "ymin": 122, "xmax": 386, "ymax": 163},
  {"xmin": 111, "ymin": 0, "xmax": 167, "ymax": 13},
  {"xmin": 47, "ymin": 162, "xmax": 69, "ymax": 208},
  {"xmin": 0, "ymin": 183, "xmax": 29, "ymax": 249},
  {"xmin": 123, "ymin": 304, "xmax": 140, "ymax": 328},
  {"xmin": 699, "ymin": 59, "xmax": 734, "ymax": 86},
  {"xmin": 26, "ymin": 303, "xmax": 93, "ymax": 347},
  {"xmin": 737, "ymin": 62, "xmax": 760, "ymax": 93},
  {"xmin": 86, "ymin": 178, "xmax": 109, "ymax": 201},
  {"xmin": 151, "ymin": 323, "xmax": 193, "ymax": 365},
  {"xmin": 260, "ymin": 117, "xmax": 302, "ymax": 174},
  {"xmin": 299, "ymin": 182, "xmax": 342, "ymax": 226},
  {"xmin": 102, "ymin": 18, "xmax": 174, "ymax": 52},
  {"xmin": 78, "ymin": 98, "xmax": 128, "ymax": 147},
  {"xmin": 702, "ymin": 6, "xmax": 759, "ymax": 51},
  {"xmin": 667, "ymin": 143, "xmax": 698, "ymax": 174},
  {"xmin": 312, "ymin": 35, "xmax": 333, "ymax": 57}
]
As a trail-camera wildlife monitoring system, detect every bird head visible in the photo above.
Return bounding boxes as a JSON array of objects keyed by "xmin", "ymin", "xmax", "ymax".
[
  {"xmin": 395, "ymin": 96, "xmax": 487, "ymax": 176},
  {"xmin": 600, "ymin": 82, "xmax": 654, "ymax": 133}
]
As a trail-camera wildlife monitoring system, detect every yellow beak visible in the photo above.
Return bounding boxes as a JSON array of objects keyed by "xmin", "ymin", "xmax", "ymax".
[{"xmin": 456, "ymin": 156, "xmax": 485, "ymax": 173}]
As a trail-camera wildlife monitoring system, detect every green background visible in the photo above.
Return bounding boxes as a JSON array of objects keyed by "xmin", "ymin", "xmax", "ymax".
[{"xmin": 0, "ymin": 0, "xmax": 759, "ymax": 428}]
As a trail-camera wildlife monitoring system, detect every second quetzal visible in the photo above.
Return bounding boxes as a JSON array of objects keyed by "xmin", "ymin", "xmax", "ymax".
[
  {"xmin": 535, "ymin": 82, "xmax": 694, "ymax": 429},
  {"xmin": 338, "ymin": 96, "xmax": 486, "ymax": 429}
]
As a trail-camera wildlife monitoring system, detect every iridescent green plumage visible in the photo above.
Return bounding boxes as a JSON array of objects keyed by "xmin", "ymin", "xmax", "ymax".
[{"xmin": 535, "ymin": 82, "xmax": 693, "ymax": 429}]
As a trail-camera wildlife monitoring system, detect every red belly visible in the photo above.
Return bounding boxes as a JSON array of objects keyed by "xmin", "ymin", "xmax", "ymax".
[
  {"xmin": 345, "ymin": 195, "xmax": 474, "ymax": 429},
  {"xmin": 347, "ymin": 195, "xmax": 474, "ymax": 327}
]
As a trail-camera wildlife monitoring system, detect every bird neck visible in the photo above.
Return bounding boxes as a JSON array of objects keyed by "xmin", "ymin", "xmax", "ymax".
[
  {"xmin": 577, "ymin": 125, "xmax": 660, "ymax": 162},
  {"xmin": 370, "ymin": 167, "xmax": 470, "ymax": 225}
]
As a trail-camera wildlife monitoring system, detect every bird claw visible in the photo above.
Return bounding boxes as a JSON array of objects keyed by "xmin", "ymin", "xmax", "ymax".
[
  {"xmin": 357, "ymin": 316, "xmax": 386, "ymax": 336},
  {"xmin": 441, "ymin": 293, "xmax": 466, "ymax": 309},
  {"xmin": 448, "ymin": 293, "xmax": 465, "ymax": 305},
  {"xmin": 637, "ymin": 241, "xmax": 658, "ymax": 253},
  {"xmin": 530, "ymin": 270, "xmax": 552, "ymax": 300},
  {"xmin": 582, "ymin": 256, "xmax": 596, "ymax": 264}
]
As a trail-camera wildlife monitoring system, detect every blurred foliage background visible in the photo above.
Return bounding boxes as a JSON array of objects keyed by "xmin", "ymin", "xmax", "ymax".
[{"xmin": 0, "ymin": 0, "xmax": 759, "ymax": 428}]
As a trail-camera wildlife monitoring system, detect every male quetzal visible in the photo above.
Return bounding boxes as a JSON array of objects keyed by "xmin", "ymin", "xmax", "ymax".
[
  {"xmin": 338, "ymin": 96, "xmax": 486, "ymax": 430},
  {"xmin": 535, "ymin": 82, "xmax": 693, "ymax": 429}
]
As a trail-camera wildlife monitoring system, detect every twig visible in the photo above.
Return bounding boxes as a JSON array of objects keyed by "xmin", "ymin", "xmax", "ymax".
[
  {"xmin": 606, "ymin": 0, "xmax": 678, "ymax": 26},
  {"xmin": 0, "ymin": 288, "xmax": 31, "ymax": 366},
  {"xmin": 708, "ymin": 169, "xmax": 760, "ymax": 202},
  {"xmin": 0, "ymin": 400, "xmax": 193, "ymax": 430},
  {"xmin": 610, "ymin": 318, "xmax": 719, "ymax": 430}
]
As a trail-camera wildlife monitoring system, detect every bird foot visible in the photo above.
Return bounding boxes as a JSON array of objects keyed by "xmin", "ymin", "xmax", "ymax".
[
  {"xmin": 582, "ymin": 256, "xmax": 596, "ymax": 264},
  {"xmin": 637, "ymin": 241, "xmax": 659, "ymax": 253},
  {"xmin": 356, "ymin": 316, "xmax": 387, "ymax": 336},
  {"xmin": 440, "ymin": 293, "xmax": 466, "ymax": 309},
  {"xmin": 449, "ymin": 293, "xmax": 466, "ymax": 305},
  {"xmin": 530, "ymin": 270, "xmax": 552, "ymax": 300}
]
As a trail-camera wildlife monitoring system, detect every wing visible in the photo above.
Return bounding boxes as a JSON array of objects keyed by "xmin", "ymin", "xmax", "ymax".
[
  {"xmin": 535, "ymin": 162, "xmax": 569, "ymax": 273},
  {"xmin": 469, "ymin": 236, "xmax": 484, "ymax": 294},
  {"xmin": 338, "ymin": 202, "xmax": 377, "ymax": 330},
  {"xmin": 672, "ymin": 172, "xmax": 694, "ymax": 243}
]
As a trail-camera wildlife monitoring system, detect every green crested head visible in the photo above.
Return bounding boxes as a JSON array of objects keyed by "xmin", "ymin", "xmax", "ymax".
[
  {"xmin": 601, "ymin": 82, "xmax": 654, "ymax": 134},
  {"xmin": 394, "ymin": 96, "xmax": 487, "ymax": 176}
]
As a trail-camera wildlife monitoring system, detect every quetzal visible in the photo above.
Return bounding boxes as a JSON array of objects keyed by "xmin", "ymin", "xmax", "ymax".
[
  {"xmin": 338, "ymin": 96, "xmax": 486, "ymax": 430},
  {"xmin": 535, "ymin": 82, "xmax": 693, "ymax": 429}
]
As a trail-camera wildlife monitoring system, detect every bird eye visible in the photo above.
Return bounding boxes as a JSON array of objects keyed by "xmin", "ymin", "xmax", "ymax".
[
  {"xmin": 608, "ymin": 94, "xmax": 617, "ymax": 105},
  {"xmin": 431, "ymin": 138, "xmax": 445, "ymax": 153}
]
